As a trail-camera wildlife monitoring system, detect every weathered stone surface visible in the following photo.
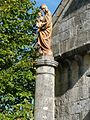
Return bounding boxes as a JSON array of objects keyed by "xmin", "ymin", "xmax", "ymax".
[
  {"xmin": 52, "ymin": 0, "xmax": 90, "ymax": 120},
  {"xmin": 55, "ymin": 53, "xmax": 90, "ymax": 120},
  {"xmin": 52, "ymin": 0, "xmax": 90, "ymax": 56},
  {"xmin": 35, "ymin": 56, "xmax": 58, "ymax": 120}
]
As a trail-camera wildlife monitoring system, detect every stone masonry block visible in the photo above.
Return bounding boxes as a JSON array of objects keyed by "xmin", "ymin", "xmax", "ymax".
[
  {"xmin": 87, "ymin": 30, "xmax": 90, "ymax": 42},
  {"xmin": 59, "ymin": 30, "xmax": 70, "ymax": 41},
  {"xmin": 75, "ymin": 32, "xmax": 87, "ymax": 46},
  {"xmin": 79, "ymin": 85, "xmax": 89, "ymax": 100}
]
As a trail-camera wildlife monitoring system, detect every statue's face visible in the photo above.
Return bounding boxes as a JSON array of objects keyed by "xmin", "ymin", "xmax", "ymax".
[
  {"xmin": 41, "ymin": 7, "xmax": 46, "ymax": 13},
  {"xmin": 41, "ymin": 4, "xmax": 47, "ymax": 13}
]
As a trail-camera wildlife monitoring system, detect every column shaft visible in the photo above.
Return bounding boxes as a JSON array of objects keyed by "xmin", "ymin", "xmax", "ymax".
[{"xmin": 35, "ymin": 56, "xmax": 58, "ymax": 120}]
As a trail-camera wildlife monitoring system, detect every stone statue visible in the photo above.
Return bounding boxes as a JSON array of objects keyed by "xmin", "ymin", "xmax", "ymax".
[{"xmin": 36, "ymin": 4, "xmax": 53, "ymax": 56}]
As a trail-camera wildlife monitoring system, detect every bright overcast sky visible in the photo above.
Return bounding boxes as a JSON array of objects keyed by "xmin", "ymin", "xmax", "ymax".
[{"xmin": 36, "ymin": 0, "xmax": 61, "ymax": 14}]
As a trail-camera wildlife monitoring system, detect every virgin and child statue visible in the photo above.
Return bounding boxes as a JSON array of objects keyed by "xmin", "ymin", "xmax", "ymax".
[{"xmin": 36, "ymin": 4, "xmax": 53, "ymax": 56}]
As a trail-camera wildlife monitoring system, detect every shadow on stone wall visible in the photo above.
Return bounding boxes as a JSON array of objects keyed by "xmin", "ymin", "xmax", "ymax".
[
  {"xmin": 55, "ymin": 55, "xmax": 90, "ymax": 97},
  {"xmin": 83, "ymin": 111, "xmax": 90, "ymax": 120},
  {"xmin": 63, "ymin": 0, "xmax": 89, "ymax": 18},
  {"xmin": 55, "ymin": 54, "xmax": 90, "ymax": 119}
]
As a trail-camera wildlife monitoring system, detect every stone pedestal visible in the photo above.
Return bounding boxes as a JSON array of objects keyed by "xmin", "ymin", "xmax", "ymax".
[{"xmin": 34, "ymin": 56, "xmax": 58, "ymax": 120}]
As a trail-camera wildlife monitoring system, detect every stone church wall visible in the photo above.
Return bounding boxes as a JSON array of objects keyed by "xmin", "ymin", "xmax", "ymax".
[
  {"xmin": 52, "ymin": 0, "xmax": 90, "ymax": 119},
  {"xmin": 55, "ymin": 54, "xmax": 90, "ymax": 120},
  {"xmin": 52, "ymin": 0, "xmax": 90, "ymax": 56}
]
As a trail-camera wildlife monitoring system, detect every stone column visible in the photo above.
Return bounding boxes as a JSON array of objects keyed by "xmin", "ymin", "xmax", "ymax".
[{"xmin": 35, "ymin": 56, "xmax": 58, "ymax": 120}]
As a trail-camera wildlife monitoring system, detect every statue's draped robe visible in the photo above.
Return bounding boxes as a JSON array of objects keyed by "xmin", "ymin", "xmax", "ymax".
[{"xmin": 38, "ymin": 11, "xmax": 52, "ymax": 55}]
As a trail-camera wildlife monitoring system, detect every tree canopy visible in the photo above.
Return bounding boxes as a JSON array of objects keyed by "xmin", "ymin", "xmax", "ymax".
[{"xmin": 0, "ymin": 0, "xmax": 39, "ymax": 119}]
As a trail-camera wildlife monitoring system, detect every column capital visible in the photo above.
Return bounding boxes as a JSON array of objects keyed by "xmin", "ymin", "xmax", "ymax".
[{"xmin": 36, "ymin": 56, "xmax": 58, "ymax": 67}]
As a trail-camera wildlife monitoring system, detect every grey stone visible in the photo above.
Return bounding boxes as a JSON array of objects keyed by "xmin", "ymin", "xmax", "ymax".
[
  {"xmin": 52, "ymin": 1, "xmax": 90, "ymax": 57},
  {"xmin": 35, "ymin": 56, "xmax": 58, "ymax": 120},
  {"xmin": 36, "ymin": 0, "xmax": 90, "ymax": 120}
]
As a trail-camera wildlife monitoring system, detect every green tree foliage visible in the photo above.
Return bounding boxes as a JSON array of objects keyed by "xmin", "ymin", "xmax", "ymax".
[{"xmin": 0, "ymin": 0, "xmax": 39, "ymax": 119}]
